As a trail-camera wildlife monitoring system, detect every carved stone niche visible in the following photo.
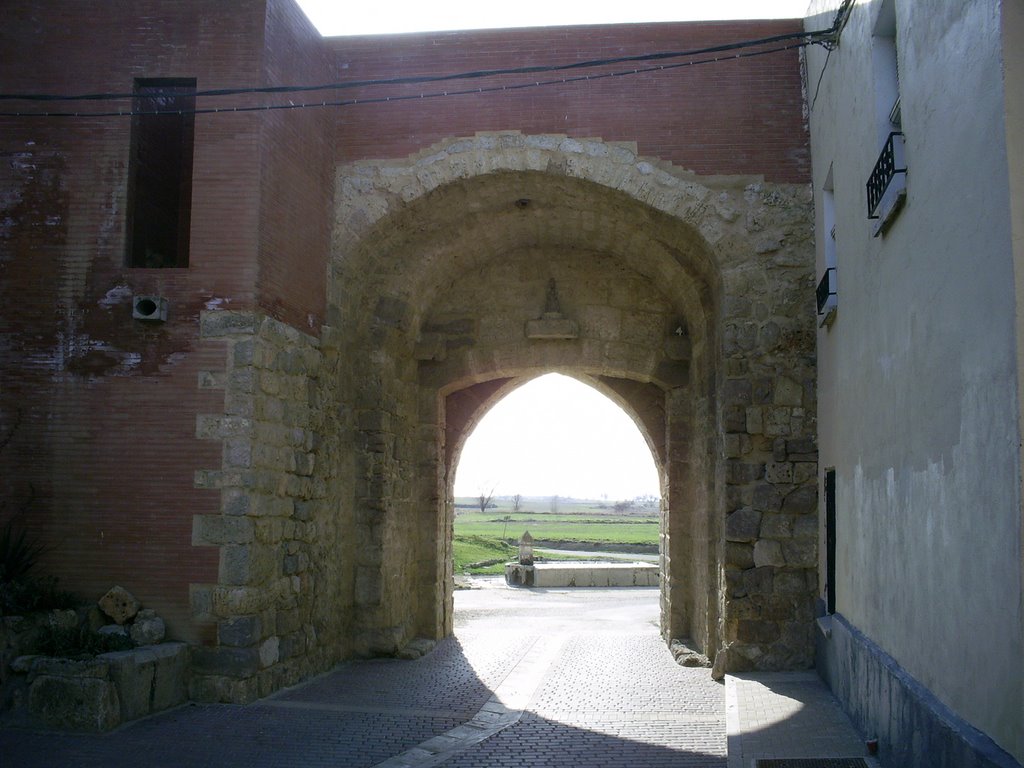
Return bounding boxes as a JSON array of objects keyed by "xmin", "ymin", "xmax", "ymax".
[
  {"xmin": 664, "ymin": 320, "xmax": 692, "ymax": 361},
  {"xmin": 525, "ymin": 278, "xmax": 578, "ymax": 339}
]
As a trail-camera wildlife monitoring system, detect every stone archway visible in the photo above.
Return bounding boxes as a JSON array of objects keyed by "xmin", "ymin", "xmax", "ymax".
[
  {"xmin": 323, "ymin": 132, "xmax": 818, "ymax": 671},
  {"xmin": 188, "ymin": 132, "xmax": 815, "ymax": 701}
]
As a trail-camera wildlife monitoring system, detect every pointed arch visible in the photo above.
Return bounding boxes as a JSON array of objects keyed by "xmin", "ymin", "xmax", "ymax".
[{"xmin": 447, "ymin": 372, "xmax": 665, "ymax": 501}]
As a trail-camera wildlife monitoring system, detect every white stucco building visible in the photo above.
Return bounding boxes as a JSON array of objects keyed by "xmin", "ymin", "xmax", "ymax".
[{"xmin": 805, "ymin": 1, "xmax": 1023, "ymax": 765}]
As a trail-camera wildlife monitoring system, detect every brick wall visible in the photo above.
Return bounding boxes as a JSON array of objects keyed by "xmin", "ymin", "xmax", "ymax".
[
  {"xmin": 255, "ymin": 0, "xmax": 334, "ymax": 331},
  {"xmin": 327, "ymin": 20, "xmax": 810, "ymax": 183},
  {"xmin": 0, "ymin": 1, "xmax": 270, "ymax": 640}
]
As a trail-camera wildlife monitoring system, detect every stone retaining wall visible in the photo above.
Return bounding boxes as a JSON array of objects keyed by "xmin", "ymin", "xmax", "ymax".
[{"xmin": 9, "ymin": 643, "xmax": 189, "ymax": 731}]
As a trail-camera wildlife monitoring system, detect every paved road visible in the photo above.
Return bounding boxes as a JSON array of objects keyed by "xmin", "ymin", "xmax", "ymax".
[{"xmin": 2, "ymin": 582, "xmax": 727, "ymax": 767}]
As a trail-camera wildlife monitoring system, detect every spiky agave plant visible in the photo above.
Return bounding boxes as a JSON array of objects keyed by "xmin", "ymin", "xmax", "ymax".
[{"xmin": 0, "ymin": 519, "xmax": 47, "ymax": 584}]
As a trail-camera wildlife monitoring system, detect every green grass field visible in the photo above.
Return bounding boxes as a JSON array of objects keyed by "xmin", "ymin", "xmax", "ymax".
[
  {"xmin": 454, "ymin": 513, "xmax": 658, "ymax": 545},
  {"xmin": 452, "ymin": 496, "xmax": 660, "ymax": 574},
  {"xmin": 452, "ymin": 535, "xmax": 517, "ymax": 574}
]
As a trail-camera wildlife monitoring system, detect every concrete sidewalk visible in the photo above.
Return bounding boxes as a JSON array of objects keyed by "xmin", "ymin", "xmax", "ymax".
[
  {"xmin": 726, "ymin": 670, "xmax": 880, "ymax": 768},
  {"xmin": 1, "ymin": 584, "xmax": 878, "ymax": 768}
]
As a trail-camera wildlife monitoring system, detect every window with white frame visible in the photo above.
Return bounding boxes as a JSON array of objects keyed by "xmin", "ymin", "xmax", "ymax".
[{"xmin": 866, "ymin": 0, "xmax": 907, "ymax": 231}]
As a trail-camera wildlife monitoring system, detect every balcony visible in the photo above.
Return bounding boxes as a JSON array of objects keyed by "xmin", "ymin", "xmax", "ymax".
[
  {"xmin": 817, "ymin": 267, "xmax": 837, "ymax": 327},
  {"xmin": 866, "ymin": 132, "xmax": 907, "ymax": 235}
]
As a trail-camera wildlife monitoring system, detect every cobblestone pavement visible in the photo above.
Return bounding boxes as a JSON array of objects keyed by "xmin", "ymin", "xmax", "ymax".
[{"xmin": 1, "ymin": 582, "xmax": 729, "ymax": 767}]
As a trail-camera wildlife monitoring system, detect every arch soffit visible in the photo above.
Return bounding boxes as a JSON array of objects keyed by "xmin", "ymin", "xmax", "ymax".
[{"xmin": 331, "ymin": 133, "xmax": 734, "ymax": 332}]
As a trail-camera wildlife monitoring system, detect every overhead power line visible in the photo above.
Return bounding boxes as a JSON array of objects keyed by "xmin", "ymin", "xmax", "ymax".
[
  {"xmin": 1, "ymin": 44, "xmax": 805, "ymax": 119},
  {"xmin": 0, "ymin": 10, "xmax": 852, "ymax": 119},
  {"xmin": 0, "ymin": 28, "xmax": 831, "ymax": 105}
]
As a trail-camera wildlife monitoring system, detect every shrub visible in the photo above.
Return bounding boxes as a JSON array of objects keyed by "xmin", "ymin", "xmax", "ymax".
[
  {"xmin": 0, "ymin": 519, "xmax": 77, "ymax": 616},
  {"xmin": 0, "ymin": 574, "xmax": 78, "ymax": 615},
  {"xmin": 34, "ymin": 625, "xmax": 134, "ymax": 658}
]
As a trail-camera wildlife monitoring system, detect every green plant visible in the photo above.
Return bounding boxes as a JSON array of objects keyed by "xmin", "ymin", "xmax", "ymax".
[
  {"xmin": 0, "ymin": 574, "xmax": 78, "ymax": 615},
  {"xmin": 0, "ymin": 519, "xmax": 47, "ymax": 583},
  {"xmin": 34, "ymin": 625, "xmax": 134, "ymax": 658}
]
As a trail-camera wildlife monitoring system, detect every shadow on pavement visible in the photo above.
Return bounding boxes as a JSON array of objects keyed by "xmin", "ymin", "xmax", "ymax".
[{"xmin": 1, "ymin": 631, "xmax": 727, "ymax": 768}]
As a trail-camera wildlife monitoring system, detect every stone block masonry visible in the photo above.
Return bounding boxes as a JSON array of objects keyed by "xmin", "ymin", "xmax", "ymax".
[
  {"xmin": 191, "ymin": 311, "xmax": 343, "ymax": 703},
  {"xmin": 23, "ymin": 643, "xmax": 189, "ymax": 731}
]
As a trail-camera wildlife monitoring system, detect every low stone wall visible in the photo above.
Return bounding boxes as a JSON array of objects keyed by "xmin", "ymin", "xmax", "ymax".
[
  {"xmin": 505, "ymin": 562, "xmax": 659, "ymax": 588},
  {"xmin": 13, "ymin": 643, "xmax": 188, "ymax": 731}
]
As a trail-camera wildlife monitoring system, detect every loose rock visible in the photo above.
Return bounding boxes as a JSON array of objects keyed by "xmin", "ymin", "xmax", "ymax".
[
  {"xmin": 98, "ymin": 587, "xmax": 140, "ymax": 625},
  {"xmin": 397, "ymin": 637, "xmax": 436, "ymax": 660},
  {"xmin": 47, "ymin": 609, "xmax": 78, "ymax": 631},
  {"xmin": 670, "ymin": 639, "xmax": 710, "ymax": 668},
  {"xmin": 129, "ymin": 615, "xmax": 165, "ymax": 646}
]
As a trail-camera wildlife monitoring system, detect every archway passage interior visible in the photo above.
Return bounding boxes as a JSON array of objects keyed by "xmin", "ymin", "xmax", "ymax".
[
  {"xmin": 332, "ymin": 166, "xmax": 722, "ymax": 659},
  {"xmin": 293, "ymin": 134, "xmax": 819, "ymax": 685}
]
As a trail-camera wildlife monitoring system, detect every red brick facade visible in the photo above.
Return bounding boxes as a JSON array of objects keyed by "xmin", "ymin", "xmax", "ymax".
[
  {"xmin": 0, "ymin": 1, "xmax": 809, "ymax": 643},
  {"xmin": 331, "ymin": 21, "xmax": 809, "ymax": 182}
]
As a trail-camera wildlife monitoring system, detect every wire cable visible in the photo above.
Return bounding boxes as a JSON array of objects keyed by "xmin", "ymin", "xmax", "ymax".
[
  {"xmin": 809, "ymin": 0, "xmax": 855, "ymax": 110},
  {"xmin": 0, "ymin": 43, "xmax": 806, "ymax": 118},
  {"xmin": 0, "ymin": 26, "xmax": 839, "ymax": 106}
]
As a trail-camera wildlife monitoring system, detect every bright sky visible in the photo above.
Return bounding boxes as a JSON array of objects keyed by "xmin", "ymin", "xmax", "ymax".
[
  {"xmin": 453, "ymin": 374, "xmax": 660, "ymax": 501},
  {"xmin": 296, "ymin": 0, "xmax": 811, "ymax": 36}
]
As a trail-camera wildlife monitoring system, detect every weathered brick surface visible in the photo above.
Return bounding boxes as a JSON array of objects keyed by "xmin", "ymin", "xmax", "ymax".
[
  {"xmin": 0, "ymin": 1, "xmax": 268, "ymax": 642},
  {"xmin": 330, "ymin": 21, "xmax": 809, "ymax": 184},
  {"xmin": 255, "ymin": 0, "xmax": 334, "ymax": 331}
]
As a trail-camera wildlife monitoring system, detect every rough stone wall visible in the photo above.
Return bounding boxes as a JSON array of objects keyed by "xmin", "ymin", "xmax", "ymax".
[
  {"xmin": 348, "ymin": 353, "xmax": 424, "ymax": 656},
  {"xmin": 420, "ymin": 249, "xmax": 685, "ymax": 645},
  {"xmin": 188, "ymin": 311, "xmax": 346, "ymax": 702},
  {"xmin": 716, "ymin": 183, "xmax": 819, "ymax": 670}
]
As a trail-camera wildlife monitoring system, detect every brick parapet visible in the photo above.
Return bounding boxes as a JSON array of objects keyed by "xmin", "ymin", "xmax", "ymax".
[{"xmin": 329, "ymin": 19, "xmax": 810, "ymax": 183}]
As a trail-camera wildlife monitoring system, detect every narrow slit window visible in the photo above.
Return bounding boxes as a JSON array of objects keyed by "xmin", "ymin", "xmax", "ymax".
[
  {"xmin": 126, "ymin": 78, "xmax": 196, "ymax": 268},
  {"xmin": 824, "ymin": 468, "xmax": 837, "ymax": 615}
]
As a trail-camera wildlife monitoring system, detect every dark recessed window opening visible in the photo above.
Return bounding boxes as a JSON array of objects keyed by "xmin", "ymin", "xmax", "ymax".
[
  {"xmin": 825, "ymin": 468, "xmax": 837, "ymax": 615},
  {"xmin": 126, "ymin": 78, "xmax": 196, "ymax": 268}
]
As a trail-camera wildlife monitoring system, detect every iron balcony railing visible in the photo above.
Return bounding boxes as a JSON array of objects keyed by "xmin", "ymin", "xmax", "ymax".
[
  {"xmin": 817, "ymin": 267, "xmax": 837, "ymax": 316},
  {"xmin": 866, "ymin": 131, "xmax": 906, "ymax": 218}
]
